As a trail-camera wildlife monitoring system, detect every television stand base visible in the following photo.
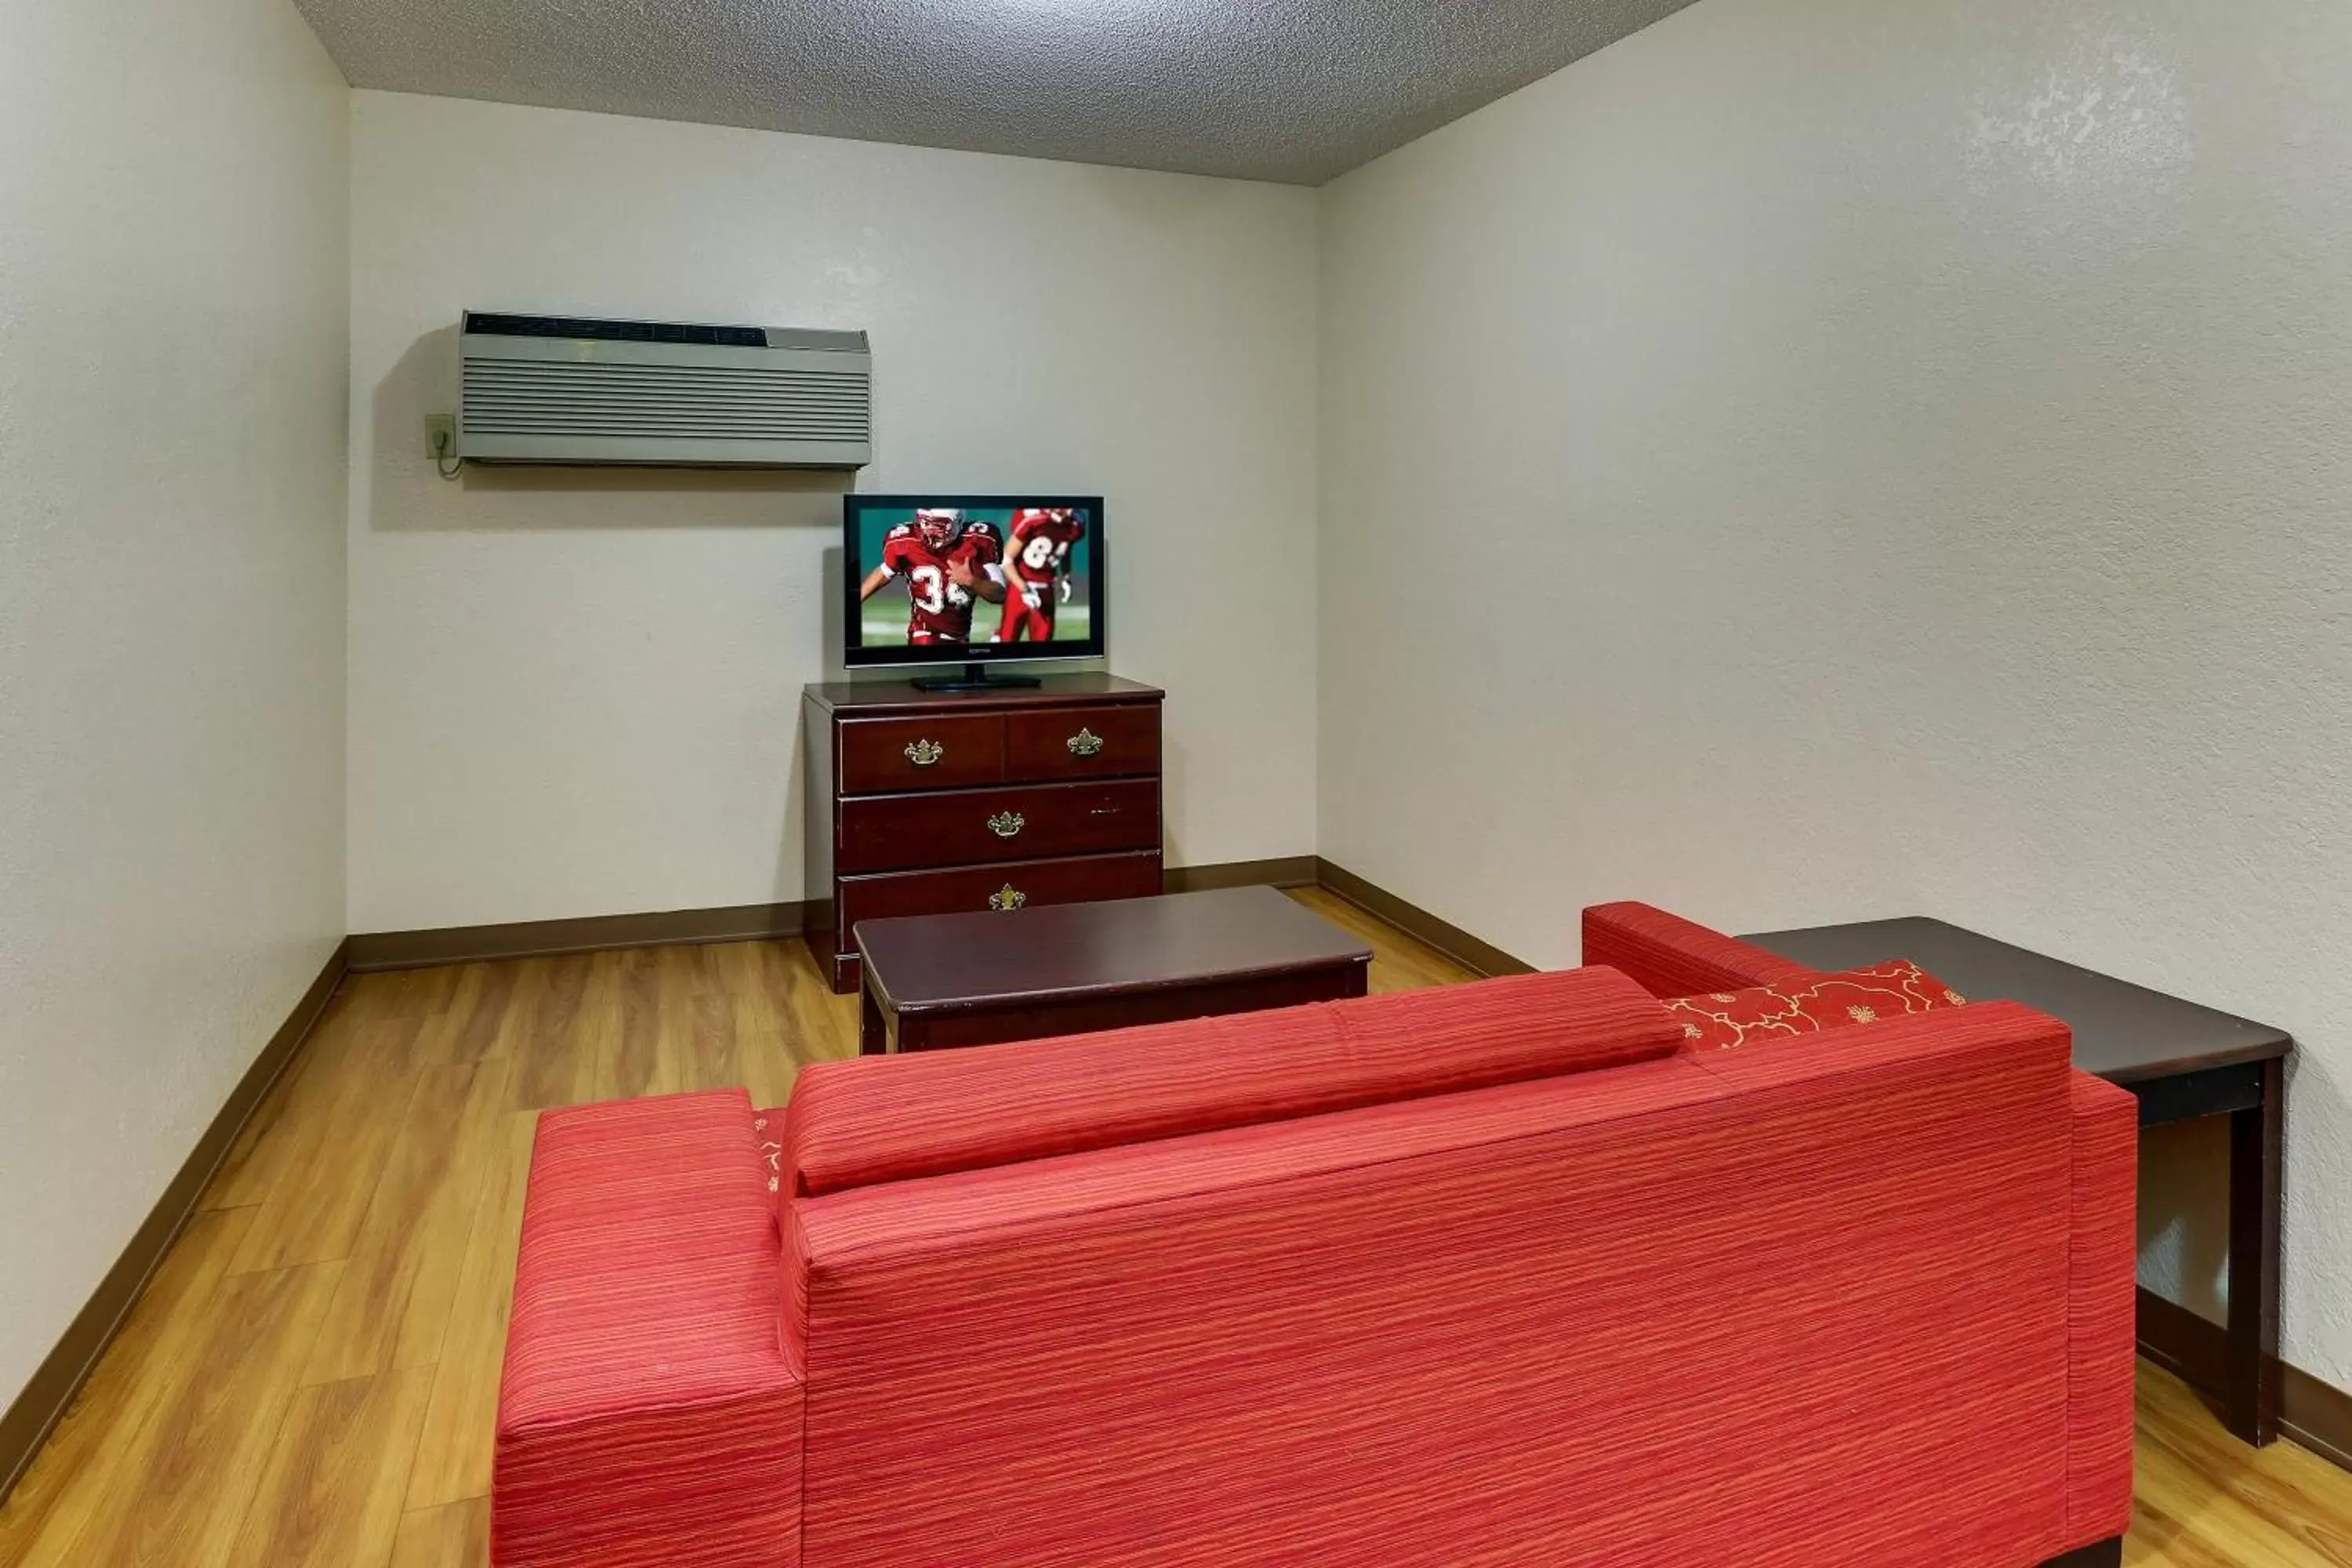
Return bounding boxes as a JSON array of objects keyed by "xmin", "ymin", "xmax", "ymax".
[{"xmin": 910, "ymin": 662, "xmax": 1044, "ymax": 694}]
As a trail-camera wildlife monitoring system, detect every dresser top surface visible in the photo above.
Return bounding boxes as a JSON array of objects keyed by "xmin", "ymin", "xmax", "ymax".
[{"xmin": 804, "ymin": 673, "xmax": 1163, "ymax": 717}]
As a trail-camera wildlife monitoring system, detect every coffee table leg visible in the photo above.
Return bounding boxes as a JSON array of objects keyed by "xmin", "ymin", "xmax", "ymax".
[
  {"xmin": 2225, "ymin": 1054, "xmax": 2284, "ymax": 1446},
  {"xmin": 860, "ymin": 983, "xmax": 887, "ymax": 1056}
]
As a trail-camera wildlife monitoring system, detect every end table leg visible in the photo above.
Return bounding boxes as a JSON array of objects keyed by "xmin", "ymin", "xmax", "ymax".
[
  {"xmin": 859, "ymin": 984, "xmax": 887, "ymax": 1056},
  {"xmin": 2225, "ymin": 1054, "xmax": 2284, "ymax": 1445}
]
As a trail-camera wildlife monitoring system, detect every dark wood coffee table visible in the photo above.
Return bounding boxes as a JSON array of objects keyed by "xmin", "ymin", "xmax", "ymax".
[
  {"xmin": 1743, "ymin": 916, "xmax": 2293, "ymax": 1447},
  {"xmin": 855, "ymin": 886, "xmax": 1373, "ymax": 1057}
]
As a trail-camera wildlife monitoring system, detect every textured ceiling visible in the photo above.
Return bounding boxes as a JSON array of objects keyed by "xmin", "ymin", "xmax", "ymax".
[{"xmin": 292, "ymin": 0, "xmax": 1704, "ymax": 185}]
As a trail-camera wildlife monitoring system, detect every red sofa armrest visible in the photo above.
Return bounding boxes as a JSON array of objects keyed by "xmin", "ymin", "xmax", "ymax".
[
  {"xmin": 495, "ymin": 1090, "xmax": 803, "ymax": 1568},
  {"xmin": 1581, "ymin": 900, "xmax": 1817, "ymax": 996},
  {"xmin": 2065, "ymin": 1071, "xmax": 2138, "ymax": 1543}
]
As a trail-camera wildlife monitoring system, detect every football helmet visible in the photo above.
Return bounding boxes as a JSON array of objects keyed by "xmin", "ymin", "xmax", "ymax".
[{"xmin": 915, "ymin": 508, "xmax": 965, "ymax": 549}]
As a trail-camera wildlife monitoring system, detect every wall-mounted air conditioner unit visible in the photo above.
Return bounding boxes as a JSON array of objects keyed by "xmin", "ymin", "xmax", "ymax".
[{"xmin": 457, "ymin": 312, "xmax": 872, "ymax": 468}]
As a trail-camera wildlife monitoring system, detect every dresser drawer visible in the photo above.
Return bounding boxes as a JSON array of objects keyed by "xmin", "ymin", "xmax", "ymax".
[
  {"xmin": 1005, "ymin": 702, "xmax": 1160, "ymax": 781},
  {"xmin": 838, "ymin": 851, "xmax": 1163, "ymax": 937},
  {"xmin": 837, "ymin": 779, "xmax": 1161, "ymax": 875},
  {"xmin": 838, "ymin": 713, "xmax": 1006, "ymax": 795}
]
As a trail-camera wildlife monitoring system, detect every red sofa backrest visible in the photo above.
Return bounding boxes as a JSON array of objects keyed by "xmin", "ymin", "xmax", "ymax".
[
  {"xmin": 782, "ymin": 1000, "xmax": 2083, "ymax": 1566},
  {"xmin": 781, "ymin": 965, "xmax": 1681, "ymax": 1198}
]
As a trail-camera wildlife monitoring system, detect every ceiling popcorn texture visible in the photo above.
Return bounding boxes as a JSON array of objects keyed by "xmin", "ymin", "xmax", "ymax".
[{"xmin": 291, "ymin": 0, "xmax": 1704, "ymax": 185}]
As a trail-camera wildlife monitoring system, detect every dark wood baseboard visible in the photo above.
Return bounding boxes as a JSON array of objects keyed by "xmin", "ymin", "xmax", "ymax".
[
  {"xmin": 2137, "ymin": 1286, "xmax": 2230, "ymax": 1393},
  {"xmin": 0, "ymin": 938, "xmax": 350, "ymax": 1507},
  {"xmin": 350, "ymin": 859, "xmax": 1327, "ymax": 974},
  {"xmin": 1163, "ymin": 855, "xmax": 1319, "ymax": 895},
  {"xmin": 1312, "ymin": 858, "xmax": 1535, "ymax": 979},
  {"xmin": 348, "ymin": 901, "xmax": 815, "ymax": 972},
  {"xmin": 2138, "ymin": 1286, "xmax": 2352, "ymax": 1472}
]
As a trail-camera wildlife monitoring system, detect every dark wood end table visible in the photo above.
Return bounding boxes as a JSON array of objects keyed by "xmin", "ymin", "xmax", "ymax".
[
  {"xmin": 1744, "ymin": 916, "xmax": 2292, "ymax": 1447},
  {"xmin": 855, "ymin": 886, "xmax": 1373, "ymax": 1056}
]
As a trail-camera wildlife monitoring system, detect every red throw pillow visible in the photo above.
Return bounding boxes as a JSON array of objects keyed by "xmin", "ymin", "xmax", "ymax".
[{"xmin": 1665, "ymin": 960, "xmax": 1967, "ymax": 1050}]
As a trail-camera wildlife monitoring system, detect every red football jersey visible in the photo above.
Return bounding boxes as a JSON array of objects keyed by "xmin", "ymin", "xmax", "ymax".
[
  {"xmin": 1005, "ymin": 509, "xmax": 1085, "ymax": 593},
  {"xmin": 881, "ymin": 521, "xmax": 1002, "ymax": 641}
]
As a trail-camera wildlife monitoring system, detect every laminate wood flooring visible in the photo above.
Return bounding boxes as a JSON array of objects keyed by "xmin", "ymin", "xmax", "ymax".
[{"xmin": 2, "ymin": 889, "xmax": 2343, "ymax": 1565}]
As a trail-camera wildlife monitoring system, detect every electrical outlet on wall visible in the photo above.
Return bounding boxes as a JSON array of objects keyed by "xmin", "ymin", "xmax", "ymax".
[{"xmin": 424, "ymin": 414, "xmax": 456, "ymax": 460}]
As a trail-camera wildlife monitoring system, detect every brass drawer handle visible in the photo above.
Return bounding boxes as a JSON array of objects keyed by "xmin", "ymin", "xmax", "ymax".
[
  {"xmin": 987, "ymin": 810, "xmax": 1025, "ymax": 839},
  {"xmin": 1066, "ymin": 728, "xmax": 1104, "ymax": 757},
  {"xmin": 904, "ymin": 739, "xmax": 945, "ymax": 767},
  {"xmin": 988, "ymin": 884, "xmax": 1028, "ymax": 912}
]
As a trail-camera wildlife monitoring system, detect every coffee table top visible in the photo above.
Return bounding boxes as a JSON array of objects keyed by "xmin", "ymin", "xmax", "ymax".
[
  {"xmin": 856, "ymin": 887, "xmax": 1373, "ymax": 1014},
  {"xmin": 1742, "ymin": 916, "xmax": 2291, "ymax": 1085}
]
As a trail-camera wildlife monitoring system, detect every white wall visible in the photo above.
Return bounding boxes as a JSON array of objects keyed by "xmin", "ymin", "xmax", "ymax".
[
  {"xmin": 0, "ymin": 0, "xmax": 348, "ymax": 1409},
  {"xmin": 1319, "ymin": 0, "xmax": 2352, "ymax": 1381},
  {"xmin": 347, "ymin": 93, "xmax": 1319, "ymax": 935}
]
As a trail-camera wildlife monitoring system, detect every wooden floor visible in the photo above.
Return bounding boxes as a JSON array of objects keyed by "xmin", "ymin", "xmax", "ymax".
[{"xmin": 1, "ymin": 886, "xmax": 2347, "ymax": 1566}]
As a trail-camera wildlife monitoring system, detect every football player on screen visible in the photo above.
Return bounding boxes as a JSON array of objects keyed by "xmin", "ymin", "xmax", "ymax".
[
  {"xmin": 993, "ymin": 507, "xmax": 1086, "ymax": 643},
  {"xmin": 857, "ymin": 508, "xmax": 1006, "ymax": 645}
]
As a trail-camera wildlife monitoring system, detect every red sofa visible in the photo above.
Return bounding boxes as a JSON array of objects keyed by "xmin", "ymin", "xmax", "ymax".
[{"xmin": 494, "ymin": 922, "xmax": 2136, "ymax": 1568}]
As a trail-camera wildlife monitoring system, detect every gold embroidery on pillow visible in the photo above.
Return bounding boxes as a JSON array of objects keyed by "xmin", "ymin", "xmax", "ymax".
[{"xmin": 1665, "ymin": 957, "xmax": 1963, "ymax": 1050}]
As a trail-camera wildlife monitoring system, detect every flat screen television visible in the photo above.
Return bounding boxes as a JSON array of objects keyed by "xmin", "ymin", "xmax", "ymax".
[{"xmin": 843, "ymin": 494, "xmax": 1105, "ymax": 690}]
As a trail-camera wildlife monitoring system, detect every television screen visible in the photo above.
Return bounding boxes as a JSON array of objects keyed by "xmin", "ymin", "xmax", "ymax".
[{"xmin": 843, "ymin": 495, "xmax": 1105, "ymax": 668}]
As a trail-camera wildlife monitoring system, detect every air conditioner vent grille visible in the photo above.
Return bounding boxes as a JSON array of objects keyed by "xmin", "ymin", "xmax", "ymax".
[
  {"xmin": 463, "ymin": 313, "xmax": 773, "ymax": 348},
  {"xmin": 457, "ymin": 315, "xmax": 872, "ymax": 469}
]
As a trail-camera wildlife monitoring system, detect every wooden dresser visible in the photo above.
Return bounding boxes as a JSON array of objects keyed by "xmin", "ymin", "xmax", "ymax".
[{"xmin": 803, "ymin": 674, "xmax": 1165, "ymax": 992}]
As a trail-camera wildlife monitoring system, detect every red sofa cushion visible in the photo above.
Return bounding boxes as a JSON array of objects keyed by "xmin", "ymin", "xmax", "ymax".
[
  {"xmin": 1664, "ymin": 960, "xmax": 1966, "ymax": 1049},
  {"xmin": 782, "ymin": 965, "xmax": 1682, "ymax": 1197}
]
